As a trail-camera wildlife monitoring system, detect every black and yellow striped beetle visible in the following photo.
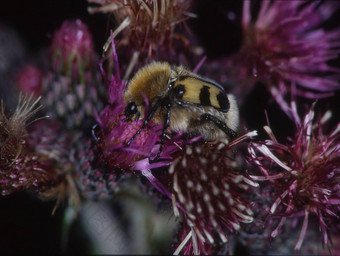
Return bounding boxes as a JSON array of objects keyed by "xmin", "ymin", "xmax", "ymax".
[{"xmin": 123, "ymin": 62, "xmax": 239, "ymax": 158}]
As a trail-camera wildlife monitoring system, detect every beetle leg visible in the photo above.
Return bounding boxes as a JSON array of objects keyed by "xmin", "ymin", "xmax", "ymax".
[
  {"xmin": 155, "ymin": 102, "xmax": 171, "ymax": 160},
  {"xmin": 200, "ymin": 113, "xmax": 237, "ymax": 139},
  {"xmin": 126, "ymin": 97, "xmax": 162, "ymax": 146}
]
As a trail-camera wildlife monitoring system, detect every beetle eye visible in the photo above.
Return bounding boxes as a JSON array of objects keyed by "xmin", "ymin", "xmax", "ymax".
[{"xmin": 124, "ymin": 102, "xmax": 138, "ymax": 120}]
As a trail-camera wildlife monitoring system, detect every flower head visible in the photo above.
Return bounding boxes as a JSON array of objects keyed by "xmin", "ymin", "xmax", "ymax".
[
  {"xmin": 0, "ymin": 94, "xmax": 41, "ymax": 165},
  {"xmin": 96, "ymin": 97, "xmax": 163, "ymax": 171},
  {"xmin": 248, "ymin": 101, "xmax": 340, "ymax": 250},
  {"xmin": 232, "ymin": 0, "xmax": 340, "ymax": 102},
  {"xmin": 171, "ymin": 132, "xmax": 258, "ymax": 255},
  {"xmin": 71, "ymin": 139, "xmax": 121, "ymax": 200},
  {"xmin": 44, "ymin": 19, "xmax": 105, "ymax": 130},
  {"xmin": 50, "ymin": 19, "xmax": 95, "ymax": 80},
  {"xmin": 0, "ymin": 95, "xmax": 72, "ymax": 199},
  {"xmin": 173, "ymin": 223, "xmax": 225, "ymax": 255},
  {"xmin": 95, "ymin": 38, "xmax": 181, "ymax": 172},
  {"xmin": 88, "ymin": 0, "xmax": 194, "ymax": 62}
]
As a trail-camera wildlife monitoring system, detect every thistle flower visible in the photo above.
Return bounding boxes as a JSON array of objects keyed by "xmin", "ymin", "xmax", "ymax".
[
  {"xmin": 88, "ymin": 0, "xmax": 195, "ymax": 64},
  {"xmin": 0, "ymin": 94, "xmax": 41, "ymax": 166},
  {"xmin": 97, "ymin": 99, "xmax": 163, "ymax": 171},
  {"xmin": 96, "ymin": 37, "xmax": 181, "ymax": 174},
  {"xmin": 27, "ymin": 118, "xmax": 82, "ymax": 211},
  {"xmin": 173, "ymin": 222, "xmax": 225, "ymax": 255},
  {"xmin": 72, "ymin": 139, "xmax": 121, "ymax": 200},
  {"xmin": 0, "ymin": 95, "xmax": 71, "ymax": 199},
  {"xmin": 43, "ymin": 19, "xmax": 105, "ymax": 130},
  {"xmin": 231, "ymin": 0, "xmax": 340, "ymax": 103},
  {"xmin": 96, "ymin": 69, "xmax": 183, "ymax": 172},
  {"xmin": 171, "ymin": 132, "xmax": 258, "ymax": 255},
  {"xmin": 50, "ymin": 19, "xmax": 95, "ymax": 78},
  {"xmin": 248, "ymin": 101, "xmax": 340, "ymax": 251}
]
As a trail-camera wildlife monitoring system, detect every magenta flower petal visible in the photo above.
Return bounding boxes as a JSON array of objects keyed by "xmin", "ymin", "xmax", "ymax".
[
  {"xmin": 233, "ymin": 0, "xmax": 340, "ymax": 106},
  {"xmin": 248, "ymin": 101, "xmax": 340, "ymax": 250},
  {"xmin": 171, "ymin": 132, "xmax": 258, "ymax": 254}
]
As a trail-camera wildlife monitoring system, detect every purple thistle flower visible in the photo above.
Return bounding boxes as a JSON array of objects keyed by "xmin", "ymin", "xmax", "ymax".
[
  {"xmin": 248, "ymin": 101, "xmax": 340, "ymax": 250},
  {"xmin": 96, "ymin": 99, "xmax": 164, "ymax": 171},
  {"xmin": 44, "ymin": 19, "xmax": 105, "ymax": 130},
  {"xmin": 50, "ymin": 19, "xmax": 95, "ymax": 79},
  {"xmin": 232, "ymin": 0, "xmax": 340, "ymax": 103},
  {"xmin": 27, "ymin": 118, "xmax": 81, "ymax": 212},
  {"xmin": 71, "ymin": 138, "xmax": 122, "ymax": 200},
  {"xmin": 88, "ymin": 0, "xmax": 195, "ymax": 63},
  {"xmin": 171, "ymin": 132, "xmax": 258, "ymax": 255},
  {"xmin": 173, "ymin": 222, "xmax": 224, "ymax": 255},
  {"xmin": 95, "ymin": 37, "xmax": 183, "ymax": 172}
]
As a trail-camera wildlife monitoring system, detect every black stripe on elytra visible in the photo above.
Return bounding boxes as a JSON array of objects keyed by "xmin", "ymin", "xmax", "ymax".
[
  {"xmin": 173, "ymin": 84, "xmax": 186, "ymax": 99},
  {"xmin": 217, "ymin": 92, "xmax": 230, "ymax": 112},
  {"xmin": 199, "ymin": 86, "xmax": 211, "ymax": 106}
]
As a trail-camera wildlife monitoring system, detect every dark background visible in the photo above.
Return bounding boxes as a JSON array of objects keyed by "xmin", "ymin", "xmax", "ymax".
[{"xmin": 0, "ymin": 0, "xmax": 108, "ymax": 53}]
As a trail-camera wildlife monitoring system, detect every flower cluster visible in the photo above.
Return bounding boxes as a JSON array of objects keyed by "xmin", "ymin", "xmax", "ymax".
[{"xmin": 249, "ymin": 101, "xmax": 340, "ymax": 250}]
